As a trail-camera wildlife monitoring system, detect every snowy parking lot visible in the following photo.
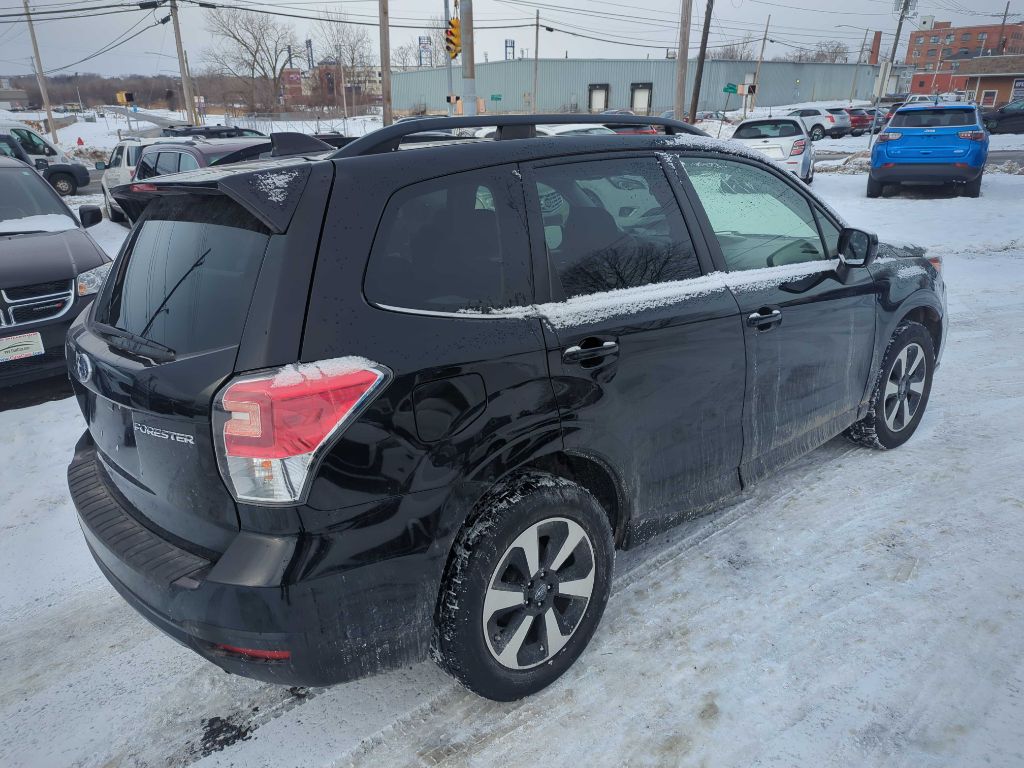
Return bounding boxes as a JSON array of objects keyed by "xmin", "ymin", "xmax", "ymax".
[{"xmin": 3, "ymin": 173, "xmax": 1024, "ymax": 767}]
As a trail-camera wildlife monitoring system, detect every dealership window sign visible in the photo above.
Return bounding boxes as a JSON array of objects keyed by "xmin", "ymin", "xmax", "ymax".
[{"xmin": 1013, "ymin": 78, "xmax": 1024, "ymax": 102}]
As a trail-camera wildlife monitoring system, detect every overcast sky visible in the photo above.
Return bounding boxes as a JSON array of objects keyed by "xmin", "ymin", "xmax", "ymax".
[{"xmin": 0, "ymin": 0, "xmax": 1019, "ymax": 79}]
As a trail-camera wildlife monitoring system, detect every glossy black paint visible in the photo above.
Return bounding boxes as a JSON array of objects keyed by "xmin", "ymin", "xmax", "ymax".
[{"xmin": 65, "ymin": 133, "xmax": 947, "ymax": 688}]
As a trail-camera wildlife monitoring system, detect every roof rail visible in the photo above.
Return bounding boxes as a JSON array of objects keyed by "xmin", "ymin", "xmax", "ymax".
[{"xmin": 329, "ymin": 113, "xmax": 705, "ymax": 158}]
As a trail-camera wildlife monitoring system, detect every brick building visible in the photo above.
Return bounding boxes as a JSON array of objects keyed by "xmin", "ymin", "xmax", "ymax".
[
  {"xmin": 905, "ymin": 19, "xmax": 1024, "ymax": 96},
  {"xmin": 957, "ymin": 55, "xmax": 1024, "ymax": 107}
]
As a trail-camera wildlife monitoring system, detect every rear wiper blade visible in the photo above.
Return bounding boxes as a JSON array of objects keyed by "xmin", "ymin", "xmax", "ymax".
[{"xmin": 98, "ymin": 324, "xmax": 176, "ymax": 361}]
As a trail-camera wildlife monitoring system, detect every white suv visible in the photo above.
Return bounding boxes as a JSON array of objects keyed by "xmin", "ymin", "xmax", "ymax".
[
  {"xmin": 786, "ymin": 107, "xmax": 852, "ymax": 141},
  {"xmin": 95, "ymin": 137, "xmax": 193, "ymax": 223}
]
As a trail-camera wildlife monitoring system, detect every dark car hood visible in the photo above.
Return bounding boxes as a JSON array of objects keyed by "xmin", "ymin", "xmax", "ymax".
[{"xmin": 0, "ymin": 228, "xmax": 107, "ymax": 290}]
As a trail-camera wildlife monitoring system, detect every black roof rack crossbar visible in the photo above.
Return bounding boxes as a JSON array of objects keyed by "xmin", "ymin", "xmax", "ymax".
[{"xmin": 329, "ymin": 113, "xmax": 704, "ymax": 158}]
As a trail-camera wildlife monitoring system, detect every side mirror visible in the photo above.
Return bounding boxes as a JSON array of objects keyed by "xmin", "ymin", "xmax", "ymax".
[
  {"xmin": 34, "ymin": 158, "xmax": 49, "ymax": 170},
  {"xmin": 94, "ymin": 161, "xmax": 106, "ymax": 171},
  {"xmin": 79, "ymin": 205, "xmax": 102, "ymax": 229},
  {"xmin": 838, "ymin": 227, "xmax": 878, "ymax": 267}
]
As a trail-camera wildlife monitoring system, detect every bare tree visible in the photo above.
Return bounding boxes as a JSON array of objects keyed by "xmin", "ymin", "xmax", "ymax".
[
  {"xmin": 204, "ymin": 8, "xmax": 296, "ymax": 111},
  {"xmin": 392, "ymin": 42, "xmax": 420, "ymax": 71},
  {"xmin": 708, "ymin": 34, "xmax": 756, "ymax": 61},
  {"xmin": 815, "ymin": 40, "xmax": 850, "ymax": 63}
]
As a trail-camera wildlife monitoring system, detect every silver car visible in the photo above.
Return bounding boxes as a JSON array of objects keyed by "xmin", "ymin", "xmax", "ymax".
[{"xmin": 730, "ymin": 117, "xmax": 815, "ymax": 183}]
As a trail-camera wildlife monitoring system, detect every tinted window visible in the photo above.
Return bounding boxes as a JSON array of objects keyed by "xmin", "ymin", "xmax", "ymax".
[
  {"xmin": 364, "ymin": 166, "xmax": 532, "ymax": 313},
  {"xmin": 109, "ymin": 145, "xmax": 123, "ymax": 167},
  {"xmin": 533, "ymin": 157, "xmax": 700, "ymax": 299},
  {"xmin": 99, "ymin": 197, "xmax": 271, "ymax": 355},
  {"xmin": 135, "ymin": 151, "xmax": 157, "ymax": 179},
  {"xmin": 11, "ymin": 128, "xmax": 51, "ymax": 155},
  {"xmin": 178, "ymin": 153, "xmax": 200, "ymax": 172},
  {"xmin": 734, "ymin": 121, "xmax": 802, "ymax": 139},
  {"xmin": 126, "ymin": 145, "xmax": 141, "ymax": 165},
  {"xmin": 0, "ymin": 167, "xmax": 74, "ymax": 230},
  {"xmin": 679, "ymin": 157, "xmax": 826, "ymax": 271},
  {"xmin": 155, "ymin": 152, "xmax": 179, "ymax": 175},
  {"xmin": 826, "ymin": 109, "xmax": 847, "ymax": 115},
  {"xmin": 890, "ymin": 109, "xmax": 976, "ymax": 127}
]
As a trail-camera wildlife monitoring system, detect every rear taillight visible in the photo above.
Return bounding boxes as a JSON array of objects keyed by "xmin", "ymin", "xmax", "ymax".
[
  {"xmin": 957, "ymin": 130, "xmax": 986, "ymax": 141},
  {"xmin": 877, "ymin": 132, "xmax": 902, "ymax": 143},
  {"xmin": 213, "ymin": 358, "xmax": 392, "ymax": 505},
  {"xmin": 928, "ymin": 254, "xmax": 943, "ymax": 273},
  {"xmin": 827, "ymin": 114, "xmax": 835, "ymax": 123},
  {"xmin": 790, "ymin": 139, "xmax": 806, "ymax": 156},
  {"xmin": 130, "ymin": 183, "xmax": 157, "ymax": 192}
]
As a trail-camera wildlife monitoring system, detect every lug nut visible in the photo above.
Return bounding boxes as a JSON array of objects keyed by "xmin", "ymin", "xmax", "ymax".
[{"xmin": 547, "ymin": 584, "xmax": 553, "ymax": 591}]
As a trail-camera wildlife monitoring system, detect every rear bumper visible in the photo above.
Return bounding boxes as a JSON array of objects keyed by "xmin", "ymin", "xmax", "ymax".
[
  {"xmin": 870, "ymin": 163, "xmax": 983, "ymax": 184},
  {"xmin": 68, "ymin": 434, "xmax": 442, "ymax": 688}
]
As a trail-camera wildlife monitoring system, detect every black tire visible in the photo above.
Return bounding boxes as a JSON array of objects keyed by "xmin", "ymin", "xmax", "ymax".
[
  {"xmin": 49, "ymin": 173, "xmax": 76, "ymax": 196},
  {"xmin": 434, "ymin": 472, "xmax": 614, "ymax": 701},
  {"xmin": 852, "ymin": 129, "xmax": 864, "ymax": 137},
  {"xmin": 846, "ymin": 321, "xmax": 935, "ymax": 450},
  {"xmin": 962, "ymin": 175, "xmax": 982, "ymax": 198},
  {"xmin": 866, "ymin": 176, "xmax": 883, "ymax": 198},
  {"xmin": 809, "ymin": 125, "xmax": 825, "ymax": 141}
]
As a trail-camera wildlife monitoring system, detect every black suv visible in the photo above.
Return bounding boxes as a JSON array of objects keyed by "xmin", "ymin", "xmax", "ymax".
[
  {"xmin": 0, "ymin": 156, "xmax": 108, "ymax": 389},
  {"xmin": 65, "ymin": 115, "xmax": 947, "ymax": 702}
]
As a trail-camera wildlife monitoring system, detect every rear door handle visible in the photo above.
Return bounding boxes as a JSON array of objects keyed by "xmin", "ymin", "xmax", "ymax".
[
  {"xmin": 562, "ymin": 341, "xmax": 619, "ymax": 364},
  {"xmin": 747, "ymin": 309, "xmax": 783, "ymax": 328}
]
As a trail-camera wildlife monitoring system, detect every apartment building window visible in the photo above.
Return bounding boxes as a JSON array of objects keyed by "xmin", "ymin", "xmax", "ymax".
[
  {"xmin": 912, "ymin": 49, "xmax": 921, "ymax": 58},
  {"xmin": 916, "ymin": 35, "xmax": 925, "ymax": 44},
  {"xmin": 978, "ymin": 32, "xmax": 988, "ymax": 41},
  {"xmin": 961, "ymin": 33, "xmax": 971, "ymax": 41},
  {"xmin": 942, "ymin": 48, "xmax": 953, "ymax": 57},
  {"xmin": 930, "ymin": 35, "xmax": 939, "ymax": 43},
  {"xmin": 927, "ymin": 48, "xmax": 937, "ymax": 57}
]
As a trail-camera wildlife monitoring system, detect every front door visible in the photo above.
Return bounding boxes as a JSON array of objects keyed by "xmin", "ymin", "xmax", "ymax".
[
  {"xmin": 523, "ymin": 153, "xmax": 746, "ymax": 535},
  {"xmin": 675, "ymin": 155, "xmax": 877, "ymax": 484}
]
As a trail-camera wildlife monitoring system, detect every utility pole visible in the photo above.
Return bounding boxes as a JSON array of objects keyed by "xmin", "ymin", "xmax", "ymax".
[
  {"xmin": 850, "ymin": 28, "xmax": 869, "ymax": 101},
  {"xmin": 462, "ymin": 0, "xmax": 477, "ymax": 116},
  {"xmin": 532, "ymin": 10, "xmax": 540, "ymax": 114},
  {"xmin": 169, "ymin": 0, "xmax": 197, "ymax": 125},
  {"xmin": 379, "ymin": 0, "xmax": 393, "ymax": 125},
  {"xmin": 997, "ymin": 1, "xmax": 1010, "ymax": 54},
  {"xmin": 688, "ymin": 0, "xmax": 714, "ymax": 122},
  {"xmin": 184, "ymin": 49, "xmax": 202, "ymax": 125},
  {"xmin": 888, "ymin": 0, "xmax": 911, "ymax": 75},
  {"xmin": 673, "ymin": 0, "xmax": 693, "ymax": 119},
  {"xmin": 444, "ymin": 0, "xmax": 455, "ymax": 115},
  {"xmin": 748, "ymin": 14, "xmax": 770, "ymax": 117},
  {"xmin": 22, "ymin": 0, "xmax": 57, "ymax": 143}
]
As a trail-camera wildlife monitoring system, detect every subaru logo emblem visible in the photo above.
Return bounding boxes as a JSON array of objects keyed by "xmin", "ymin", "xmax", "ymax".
[{"xmin": 74, "ymin": 351, "xmax": 93, "ymax": 384}]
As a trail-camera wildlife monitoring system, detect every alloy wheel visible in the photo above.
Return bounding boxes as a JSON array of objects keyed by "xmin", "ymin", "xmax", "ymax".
[
  {"xmin": 883, "ymin": 342, "xmax": 927, "ymax": 433},
  {"xmin": 482, "ymin": 517, "xmax": 595, "ymax": 671},
  {"xmin": 53, "ymin": 177, "xmax": 73, "ymax": 195}
]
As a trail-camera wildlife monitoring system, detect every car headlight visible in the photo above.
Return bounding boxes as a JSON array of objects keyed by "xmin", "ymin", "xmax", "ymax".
[{"xmin": 76, "ymin": 262, "xmax": 112, "ymax": 297}]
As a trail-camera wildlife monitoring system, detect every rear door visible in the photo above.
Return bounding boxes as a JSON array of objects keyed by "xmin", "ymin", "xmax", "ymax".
[
  {"xmin": 675, "ymin": 154, "xmax": 876, "ymax": 484},
  {"xmin": 522, "ymin": 152, "xmax": 746, "ymax": 528},
  {"xmin": 887, "ymin": 107, "xmax": 978, "ymax": 159},
  {"xmin": 71, "ymin": 194, "xmax": 285, "ymax": 552}
]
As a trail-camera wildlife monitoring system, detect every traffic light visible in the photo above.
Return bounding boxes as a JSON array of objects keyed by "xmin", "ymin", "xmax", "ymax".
[{"xmin": 445, "ymin": 17, "xmax": 462, "ymax": 60}]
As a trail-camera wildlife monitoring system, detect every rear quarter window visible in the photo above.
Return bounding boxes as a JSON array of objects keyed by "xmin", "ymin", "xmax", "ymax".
[{"xmin": 97, "ymin": 196, "xmax": 271, "ymax": 355}]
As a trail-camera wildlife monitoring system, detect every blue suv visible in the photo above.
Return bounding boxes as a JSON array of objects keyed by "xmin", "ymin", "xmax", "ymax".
[{"xmin": 869, "ymin": 103, "xmax": 988, "ymax": 198}]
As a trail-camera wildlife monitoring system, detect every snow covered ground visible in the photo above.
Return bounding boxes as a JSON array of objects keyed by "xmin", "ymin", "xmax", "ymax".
[{"xmin": 3, "ymin": 175, "xmax": 1024, "ymax": 767}]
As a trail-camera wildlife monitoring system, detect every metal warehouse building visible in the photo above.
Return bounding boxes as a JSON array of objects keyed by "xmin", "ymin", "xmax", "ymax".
[{"xmin": 392, "ymin": 58, "xmax": 883, "ymax": 115}]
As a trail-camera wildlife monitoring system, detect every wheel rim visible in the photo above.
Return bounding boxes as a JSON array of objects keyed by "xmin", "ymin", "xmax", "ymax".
[
  {"xmin": 54, "ymin": 178, "xmax": 72, "ymax": 194},
  {"xmin": 482, "ymin": 516, "xmax": 595, "ymax": 671},
  {"xmin": 883, "ymin": 342, "xmax": 927, "ymax": 433}
]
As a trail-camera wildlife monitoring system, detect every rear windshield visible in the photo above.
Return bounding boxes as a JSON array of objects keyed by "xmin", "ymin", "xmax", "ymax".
[
  {"xmin": 97, "ymin": 196, "xmax": 270, "ymax": 356},
  {"xmin": 890, "ymin": 108, "xmax": 976, "ymax": 127},
  {"xmin": 826, "ymin": 109, "xmax": 847, "ymax": 115},
  {"xmin": 734, "ymin": 121, "xmax": 802, "ymax": 139},
  {"xmin": 847, "ymin": 109, "xmax": 866, "ymax": 115}
]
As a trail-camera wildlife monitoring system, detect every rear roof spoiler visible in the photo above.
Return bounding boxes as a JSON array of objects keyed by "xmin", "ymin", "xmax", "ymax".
[{"xmin": 111, "ymin": 159, "xmax": 313, "ymax": 234}]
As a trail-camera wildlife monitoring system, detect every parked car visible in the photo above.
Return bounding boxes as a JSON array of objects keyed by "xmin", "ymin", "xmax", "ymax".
[
  {"xmin": 844, "ymin": 108, "xmax": 872, "ymax": 136},
  {"xmin": 473, "ymin": 123, "xmax": 618, "ymax": 138},
  {"xmin": 0, "ymin": 119, "xmax": 91, "ymax": 195},
  {"xmin": 730, "ymin": 117, "xmax": 815, "ymax": 183},
  {"xmin": 869, "ymin": 103, "xmax": 988, "ymax": 198},
  {"xmin": 0, "ymin": 156, "xmax": 109, "ymax": 387},
  {"xmin": 161, "ymin": 125, "xmax": 267, "ymax": 139},
  {"xmin": 108, "ymin": 137, "xmax": 269, "ymax": 223},
  {"xmin": 861, "ymin": 107, "xmax": 887, "ymax": 133},
  {"xmin": 66, "ymin": 114, "xmax": 946, "ymax": 703},
  {"xmin": 659, "ymin": 109, "xmax": 732, "ymax": 124},
  {"xmin": 786, "ymin": 107, "xmax": 851, "ymax": 140},
  {"xmin": 981, "ymin": 99, "xmax": 1024, "ymax": 134},
  {"xmin": 96, "ymin": 137, "xmax": 194, "ymax": 223},
  {"xmin": 601, "ymin": 109, "xmax": 658, "ymax": 134},
  {"xmin": 883, "ymin": 102, "xmax": 906, "ymax": 124}
]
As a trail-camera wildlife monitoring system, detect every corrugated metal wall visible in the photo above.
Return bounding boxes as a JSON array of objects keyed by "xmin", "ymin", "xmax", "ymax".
[{"xmin": 392, "ymin": 58, "xmax": 882, "ymax": 114}]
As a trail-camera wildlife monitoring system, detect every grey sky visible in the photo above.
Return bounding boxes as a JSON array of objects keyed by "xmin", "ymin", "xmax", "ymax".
[{"xmin": 0, "ymin": 0, "xmax": 1018, "ymax": 79}]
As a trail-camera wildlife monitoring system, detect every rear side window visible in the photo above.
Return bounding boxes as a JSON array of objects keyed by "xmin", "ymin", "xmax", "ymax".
[
  {"xmin": 179, "ymin": 153, "xmax": 200, "ymax": 172},
  {"xmin": 155, "ymin": 152, "xmax": 179, "ymax": 175},
  {"xmin": 135, "ymin": 151, "xmax": 157, "ymax": 179},
  {"xmin": 533, "ymin": 157, "xmax": 700, "ymax": 299},
  {"xmin": 126, "ymin": 145, "xmax": 141, "ymax": 166},
  {"xmin": 364, "ymin": 166, "xmax": 532, "ymax": 313},
  {"xmin": 890, "ymin": 109, "xmax": 976, "ymax": 127},
  {"xmin": 98, "ymin": 196, "xmax": 271, "ymax": 355}
]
